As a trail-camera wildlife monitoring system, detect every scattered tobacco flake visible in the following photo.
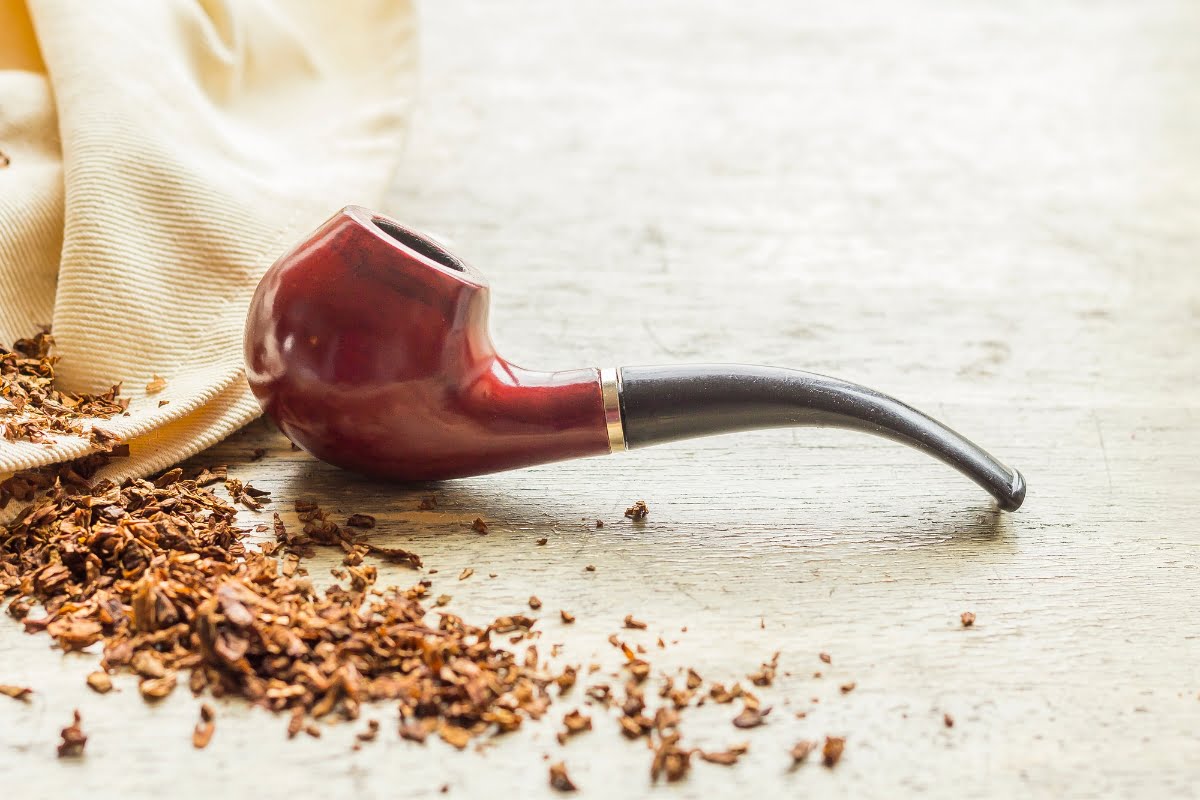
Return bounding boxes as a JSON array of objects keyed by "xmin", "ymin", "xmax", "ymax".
[
  {"xmin": 624, "ymin": 500, "xmax": 649, "ymax": 521},
  {"xmin": 790, "ymin": 739, "xmax": 816, "ymax": 765},
  {"xmin": 0, "ymin": 150, "xmax": 9, "ymax": 167},
  {"xmin": 822, "ymin": 736, "xmax": 846, "ymax": 767},
  {"xmin": 584, "ymin": 565, "xmax": 595, "ymax": 572},
  {"xmin": 0, "ymin": 684, "xmax": 32, "ymax": 701},
  {"xmin": 555, "ymin": 666, "xmax": 578, "ymax": 693},
  {"xmin": 623, "ymin": 614, "xmax": 647, "ymax": 630},
  {"xmin": 357, "ymin": 719, "xmax": 381, "ymax": 742},
  {"xmin": 287, "ymin": 708, "xmax": 305, "ymax": 739},
  {"xmin": 560, "ymin": 709, "xmax": 592, "ymax": 742},
  {"xmin": 250, "ymin": 448, "xmax": 267, "ymax": 461},
  {"xmin": 195, "ymin": 465, "xmax": 227, "ymax": 486},
  {"xmin": 536, "ymin": 537, "xmax": 548, "ymax": 546},
  {"xmin": 685, "ymin": 669, "xmax": 703, "ymax": 690},
  {"xmin": 732, "ymin": 705, "xmax": 771, "ymax": 729},
  {"xmin": 145, "ymin": 374, "xmax": 167, "ymax": 394},
  {"xmin": 346, "ymin": 514, "xmax": 376, "ymax": 529},
  {"xmin": 471, "ymin": 517, "xmax": 488, "ymax": 534},
  {"xmin": 364, "ymin": 544, "xmax": 423, "ymax": 569},
  {"xmin": 961, "ymin": 611, "xmax": 976, "ymax": 627},
  {"xmin": 435, "ymin": 594, "xmax": 451, "ymax": 607},
  {"xmin": 548, "ymin": 761, "xmax": 577, "ymax": 792},
  {"xmin": 700, "ymin": 743, "xmax": 748, "ymax": 766},
  {"xmin": 819, "ymin": 652, "xmax": 832, "ymax": 664},
  {"xmin": 86, "ymin": 671, "xmax": 113, "ymax": 694},
  {"xmin": 627, "ymin": 660, "xmax": 651, "ymax": 683},
  {"xmin": 438, "ymin": 723, "xmax": 473, "ymax": 750},
  {"xmin": 650, "ymin": 732, "xmax": 691, "ymax": 783},
  {"xmin": 943, "ymin": 712, "xmax": 955, "ymax": 728},
  {"xmin": 748, "ymin": 651, "xmax": 780, "ymax": 686},
  {"xmin": 560, "ymin": 610, "xmax": 575, "ymax": 624},
  {"xmin": 458, "ymin": 567, "xmax": 474, "ymax": 581},
  {"xmin": 529, "ymin": 596, "xmax": 543, "ymax": 610},
  {"xmin": 840, "ymin": 682, "xmax": 856, "ymax": 694},
  {"xmin": 57, "ymin": 710, "xmax": 87, "ymax": 757},
  {"xmin": 709, "ymin": 682, "xmax": 742, "ymax": 704},
  {"xmin": 159, "ymin": 400, "xmax": 170, "ymax": 407},
  {"xmin": 193, "ymin": 704, "xmax": 216, "ymax": 749},
  {"xmin": 418, "ymin": 496, "xmax": 437, "ymax": 510},
  {"xmin": 399, "ymin": 721, "xmax": 430, "ymax": 743},
  {"xmin": 140, "ymin": 673, "xmax": 178, "ymax": 701},
  {"xmin": 594, "ymin": 519, "xmax": 604, "ymax": 528}
]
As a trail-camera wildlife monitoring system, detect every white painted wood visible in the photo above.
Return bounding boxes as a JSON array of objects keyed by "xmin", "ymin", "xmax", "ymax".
[{"xmin": 4, "ymin": 1, "xmax": 1199, "ymax": 797}]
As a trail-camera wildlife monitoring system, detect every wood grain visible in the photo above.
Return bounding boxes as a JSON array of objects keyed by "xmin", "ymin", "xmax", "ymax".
[{"xmin": 3, "ymin": 0, "xmax": 1199, "ymax": 797}]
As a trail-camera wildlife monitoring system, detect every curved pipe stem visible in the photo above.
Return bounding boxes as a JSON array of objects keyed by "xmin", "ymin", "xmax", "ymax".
[{"xmin": 617, "ymin": 364, "xmax": 1026, "ymax": 511}]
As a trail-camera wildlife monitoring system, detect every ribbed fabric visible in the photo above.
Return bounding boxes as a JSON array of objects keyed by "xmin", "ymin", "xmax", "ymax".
[{"xmin": 0, "ymin": 0, "xmax": 416, "ymax": 483}]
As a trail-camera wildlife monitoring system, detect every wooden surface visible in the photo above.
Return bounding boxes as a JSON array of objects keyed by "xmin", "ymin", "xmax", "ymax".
[{"xmin": 4, "ymin": 1, "xmax": 1200, "ymax": 797}]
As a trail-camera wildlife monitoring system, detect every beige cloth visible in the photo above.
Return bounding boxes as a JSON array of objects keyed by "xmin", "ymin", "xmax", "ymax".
[{"xmin": 0, "ymin": 0, "xmax": 416, "ymax": 482}]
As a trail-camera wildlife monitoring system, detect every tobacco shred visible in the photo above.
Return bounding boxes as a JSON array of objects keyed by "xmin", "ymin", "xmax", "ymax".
[
  {"xmin": 346, "ymin": 514, "xmax": 376, "ymax": 529},
  {"xmin": 57, "ymin": 709, "xmax": 87, "ymax": 757},
  {"xmin": 822, "ymin": 736, "xmax": 846, "ymax": 767},
  {"xmin": 840, "ymin": 682, "xmax": 856, "ymax": 694},
  {"xmin": 0, "ymin": 684, "xmax": 33, "ymax": 701},
  {"xmin": 558, "ymin": 709, "xmax": 592, "ymax": 744},
  {"xmin": 819, "ymin": 651, "xmax": 832, "ymax": 664},
  {"xmin": 623, "ymin": 500, "xmax": 649, "ymax": 521},
  {"xmin": 732, "ymin": 705, "xmax": 771, "ymax": 729},
  {"xmin": 709, "ymin": 682, "xmax": 742, "ymax": 704},
  {"xmin": 86, "ymin": 671, "xmax": 113, "ymax": 694},
  {"xmin": 748, "ymin": 652, "xmax": 780, "ymax": 686},
  {"xmin": 790, "ymin": 739, "xmax": 816, "ymax": 765},
  {"xmin": 193, "ymin": 705, "xmax": 216, "ymax": 749},
  {"xmin": 471, "ymin": 518, "xmax": 488, "ymax": 534},
  {"xmin": 961, "ymin": 611, "xmax": 976, "ymax": 627},
  {"xmin": 529, "ymin": 595, "xmax": 542, "ymax": 610},
  {"xmin": 650, "ymin": 732, "xmax": 691, "ymax": 783},
  {"xmin": 700, "ymin": 743, "xmax": 748, "ymax": 766},
  {"xmin": 145, "ymin": 375, "xmax": 167, "ymax": 394},
  {"xmin": 623, "ymin": 614, "xmax": 647, "ymax": 630},
  {"xmin": 548, "ymin": 761, "xmax": 577, "ymax": 792},
  {"xmin": 944, "ymin": 712, "xmax": 955, "ymax": 728}
]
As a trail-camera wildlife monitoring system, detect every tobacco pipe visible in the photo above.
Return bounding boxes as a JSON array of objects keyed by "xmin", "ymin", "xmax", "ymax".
[{"xmin": 244, "ymin": 207, "xmax": 1026, "ymax": 511}]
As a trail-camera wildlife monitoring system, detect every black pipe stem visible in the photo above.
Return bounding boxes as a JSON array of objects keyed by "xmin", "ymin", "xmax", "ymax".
[{"xmin": 618, "ymin": 364, "xmax": 1026, "ymax": 511}]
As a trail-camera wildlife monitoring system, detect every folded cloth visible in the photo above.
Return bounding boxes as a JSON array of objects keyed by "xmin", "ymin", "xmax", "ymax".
[{"xmin": 0, "ymin": 0, "xmax": 416, "ymax": 484}]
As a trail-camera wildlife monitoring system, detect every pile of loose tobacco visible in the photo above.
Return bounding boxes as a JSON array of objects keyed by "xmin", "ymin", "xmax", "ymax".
[
  {"xmin": 0, "ymin": 474, "xmax": 569, "ymax": 747},
  {"xmin": 0, "ymin": 331, "xmax": 126, "ymax": 446}
]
